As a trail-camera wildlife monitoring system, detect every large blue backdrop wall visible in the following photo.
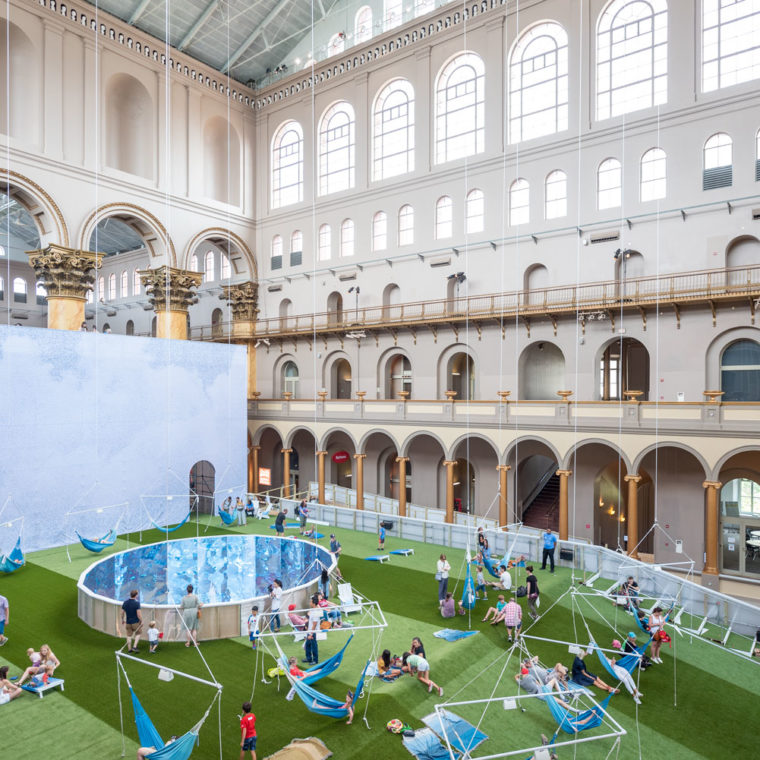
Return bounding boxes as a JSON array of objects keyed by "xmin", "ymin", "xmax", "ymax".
[{"xmin": 0, "ymin": 325, "xmax": 247, "ymax": 553}]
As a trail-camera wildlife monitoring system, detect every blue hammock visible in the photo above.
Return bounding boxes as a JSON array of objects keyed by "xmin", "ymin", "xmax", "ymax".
[
  {"xmin": 76, "ymin": 529, "xmax": 117, "ymax": 553},
  {"xmin": 593, "ymin": 640, "xmax": 650, "ymax": 679},
  {"xmin": 129, "ymin": 688, "xmax": 203, "ymax": 760},
  {"xmin": 461, "ymin": 561, "xmax": 476, "ymax": 611},
  {"xmin": 0, "ymin": 538, "xmax": 24, "ymax": 573},
  {"xmin": 283, "ymin": 657, "xmax": 369, "ymax": 719},
  {"xmin": 218, "ymin": 508, "xmax": 236, "ymax": 525},
  {"xmin": 300, "ymin": 634, "xmax": 353, "ymax": 685},
  {"xmin": 479, "ymin": 553, "xmax": 501, "ymax": 578},
  {"xmin": 542, "ymin": 686, "xmax": 613, "ymax": 735},
  {"xmin": 151, "ymin": 511, "xmax": 192, "ymax": 533}
]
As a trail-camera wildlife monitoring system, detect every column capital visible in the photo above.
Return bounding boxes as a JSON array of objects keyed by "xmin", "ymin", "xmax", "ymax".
[
  {"xmin": 353, "ymin": 453, "xmax": 367, "ymax": 460},
  {"xmin": 496, "ymin": 464, "xmax": 512, "ymax": 472},
  {"xmin": 249, "ymin": 444, "xmax": 261, "ymax": 452},
  {"xmin": 702, "ymin": 480, "xmax": 722, "ymax": 489},
  {"xmin": 556, "ymin": 469, "xmax": 573, "ymax": 477},
  {"xmin": 395, "ymin": 456, "xmax": 410, "ymax": 463},
  {"xmin": 443, "ymin": 460, "xmax": 457, "ymax": 467},
  {"xmin": 220, "ymin": 280, "xmax": 259, "ymax": 322},
  {"xmin": 27, "ymin": 244, "xmax": 103, "ymax": 300},
  {"xmin": 139, "ymin": 266, "xmax": 203, "ymax": 313},
  {"xmin": 624, "ymin": 474, "xmax": 642, "ymax": 483},
  {"xmin": 280, "ymin": 448, "xmax": 293, "ymax": 454},
  {"xmin": 316, "ymin": 450, "xmax": 328, "ymax": 457}
]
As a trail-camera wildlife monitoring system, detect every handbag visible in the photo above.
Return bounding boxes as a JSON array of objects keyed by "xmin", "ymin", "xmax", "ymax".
[{"xmin": 434, "ymin": 572, "xmax": 442, "ymax": 581}]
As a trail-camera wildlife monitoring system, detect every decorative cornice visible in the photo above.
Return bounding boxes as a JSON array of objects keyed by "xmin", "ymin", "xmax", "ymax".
[
  {"xmin": 220, "ymin": 281, "xmax": 259, "ymax": 322},
  {"xmin": 26, "ymin": 245, "xmax": 102, "ymax": 299},
  {"xmin": 139, "ymin": 266, "xmax": 202, "ymax": 313}
]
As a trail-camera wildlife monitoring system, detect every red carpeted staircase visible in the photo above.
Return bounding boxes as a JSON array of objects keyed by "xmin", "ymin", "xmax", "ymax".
[{"xmin": 521, "ymin": 474, "xmax": 560, "ymax": 531}]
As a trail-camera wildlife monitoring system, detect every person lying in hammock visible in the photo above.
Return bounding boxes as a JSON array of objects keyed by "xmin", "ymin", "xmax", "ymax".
[
  {"xmin": 571, "ymin": 651, "xmax": 619, "ymax": 694},
  {"xmin": 287, "ymin": 655, "xmax": 329, "ymax": 681},
  {"xmin": 137, "ymin": 736, "xmax": 178, "ymax": 759}
]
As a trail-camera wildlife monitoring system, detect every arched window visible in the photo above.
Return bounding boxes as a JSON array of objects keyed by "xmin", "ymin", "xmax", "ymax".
[
  {"xmin": 398, "ymin": 204, "xmax": 414, "ymax": 245},
  {"xmin": 466, "ymin": 189, "xmax": 484, "ymax": 233},
  {"xmin": 126, "ymin": 320, "xmax": 134, "ymax": 336},
  {"xmin": 721, "ymin": 340, "xmax": 760, "ymax": 401},
  {"xmin": 35, "ymin": 282, "xmax": 47, "ymax": 305},
  {"xmin": 436, "ymin": 196, "xmax": 453, "ymax": 239},
  {"xmin": 328, "ymin": 33, "xmax": 345, "ymax": 57},
  {"xmin": 87, "ymin": 289, "xmax": 93, "ymax": 304},
  {"xmin": 597, "ymin": 0, "xmax": 668, "ymax": 120},
  {"xmin": 509, "ymin": 22, "xmax": 568, "ymax": 143},
  {"xmin": 190, "ymin": 254, "xmax": 199, "ymax": 272},
  {"xmin": 291, "ymin": 230, "xmax": 303, "ymax": 254},
  {"xmin": 0, "ymin": 276, "xmax": 4, "ymax": 300},
  {"xmin": 204, "ymin": 251, "xmax": 215, "ymax": 282},
  {"xmin": 319, "ymin": 102, "xmax": 355, "ymax": 195},
  {"xmin": 372, "ymin": 212, "xmax": 388, "ymax": 251},
  {"xmin": 372, "ymin": 79, "xmax": 415, "ymax": 181},
  {"xmin": 640, "ymin": 148, "xmax": 666, "ymax": 201},
  {"xmin": 318, "ymin": 224, "xmax": 331, "ymax": 261},
  {"xmin": 120, "ymin": 270, "xmax": 128, "ymax": 297},
  {"xmin": 282, "ymin": 360, "xmax": 300, "ymax": 398},
  {"xmin": 13, "ymin": 277, "xmax": 26, "ymax": 303},
  {"xmin": 107, "ymin": 273, "xmax": 116, "ymax": 301},
  {"xmin": 341, "ymin": 219, "xmax": 355, "ymax": 257},
  {"xmin": 271, "ymin": 235, "xmax": 283, "ymax": 270},
  {"xmin": 703, "ymin": 0, "xmax": 760, "ymax": 92},
  {"xmin": 98, "ymin": 276, "xmax": 105, "ymax": 299},
  {"xmin": 355, "ymin": 6, "xmax": 372, "ymax": 43},
  {"xmin": 271, "ymin": 120, "xmax": 303, "ymax": 208},
  {"xmin": 220, "ymin": 254, "xmax": 231, "ymax": 280},
  {"xmin": 435, "ymin": 53, "xmax": 485, "ymax": 164},
  {"xmin": 704, "ymin": 133, "xmax": 733, "ymax": 189},
  {"xmin": 598, "ymin": 158, "xmax": 622, "ymax": 209},
  {"xmin": 133, "ymin": 269, "xmax": 141, "ymax": 295},
  {"xmin": 384, "ymin": 0, "xmax": 402, "ymax": 31},
  {"xmin": 510, "ymin": 179, "xmax": 530, "ymax": 226},
  {"xmin": 545, "ymin": 170, "xmax": 567, "ymax": 219}
]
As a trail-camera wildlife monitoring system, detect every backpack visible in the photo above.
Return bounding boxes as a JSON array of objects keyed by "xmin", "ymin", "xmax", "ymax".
[
  {"xmin": 295, "ymin": 504, "xmax": 300, "ymax": 516},
  {"xmin": 515, "ymin": 585, "xmax": 527, "ymax": 598}
]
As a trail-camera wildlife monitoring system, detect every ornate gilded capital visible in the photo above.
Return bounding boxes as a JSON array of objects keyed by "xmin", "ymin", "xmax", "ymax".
[
  {"xmin": 26, "ymin": 245, "xmax": 103, "ymax": 300},
  {"xmin": 220, "ymin": 281, "xmax": 259, "ymax": 322},
  {"xmin": 139, "ymin": 266, "xmax": 202, "ymax": 313}
]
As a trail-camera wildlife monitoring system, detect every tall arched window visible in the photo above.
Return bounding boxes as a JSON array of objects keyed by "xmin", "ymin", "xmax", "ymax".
[
  {"xmin": 282, "ymin": 360, "xmax": 300, "ymax": 398},
  {"xmin": 398, "ymin": 204, "xmax": 414, "ymax": 245},
  {"xmin": 640, "ymin": 148, "xmax": 666, "ymax": 201},
  {"xmin": 108, "ymin": 273, "xmax": 116, "ymax": 301},
  {"xmin": 466, "ymin": 189, "xmax": 484, "ymax": 233},
  {"xmin": 703, "ymin": 0, "xmax": 760, "ymax": 92},
  {"xmin": 133, "ymin": 269, "xmax": 141, "ymax": 295},
  {"xmin": 35, "ymin": 282, "xmax": 47, "ymax": 305},
  {"xmin": 204, "ymin": 251, "xmax": 215, "ymax": 282},
  {"xmin": 372, "ymin": 211, "xmax": 388, "ymax": 251},
  {"xmin": 13, "ymin": 277, "xmax": 26, "ymax": 303},
  {"xmin": 341, "ymin": 219, "xmax": 355, "ymax": 257},
  {"xmin": 597, "ymin": 0, "xmax": 668, "ymax": 120},
  {"xmin": 384, "ymin": 0, "xmax": 402, "ymax": 31},
  {"xmin": 327, "ymin": 33, "xmax": 345, "ymax": 57},
  {"xmin": 355, "ymin": 6, "xmax": 372, "ymax": 43},
  {"xmin": 372, "ymin": 79, "xmax": 415, "ymax": 181},
  {"xmin": 510, "ymin": 179, "xmax": 530, "ymax": 226},
  {"xmin": 120, "ymin": 270, "xmax": 128, "ymax": 297},
  {"xmin": 291, "ymin": 230, "xmax": 303, "ymax": 254},
  {"xmin": 436, "ymin": 196, "xmax": 453, "ymax": 239},
  {"xmin": 98, "ymin": 276, "xmax": 105, "ymax": 299},
  {"xmin": 545, "ymin": 170, "xmax": 567, "ymax": 219},
  {"xmin": 435, "ymin": 53, "xmax": 485, "ymax": 164},
  {"xmin": 221, "ymin": 254, "xmax": 231, "ymax": 279},
  {"xmin": 704, "ymin": 133, "xmax": 733, "ymax": 189},
  {"xmin": 271, "ymin": 235, "xmax": 283, "ymax": 270},
  {"xmin": 509, "ymin": 22, "xmax": 568, "ymax": 143},
  {"xmin": 598, "ymin": 158, "xmax": 622, "ymax": 209},
  {"xmin": 190, "ymin": 254, "xmax": 199, "ymax": 272},
  {"xmin": 722, "ymin": 340, "xmax": 760, "ymax": 401},
  {"xmin": 271, "ymin": 120, "xmax": 303, "ymax": 208},
  {"xmin": 319, "ymin": 102, "xmax": 355, "ymax": 195},
  {"xmin": 0, "ymin": 276, "xmax": 4, "ymax": 300},
  {"xmin": 318, "ymin": 224, "xmax": 331, "ymax": 261}
]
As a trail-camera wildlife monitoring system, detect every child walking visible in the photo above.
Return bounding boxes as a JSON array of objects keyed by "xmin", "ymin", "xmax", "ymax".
[
  {"xmin": 148, "ymin": 621, "xmax": 160, "ymax": 653},
  {"xmin": 474, "ymin": 565, "xmax": 487, "ymax": 599},
  {"xmin": 247, "ymin": 606, "xmax": 260, "ymax": 650}
]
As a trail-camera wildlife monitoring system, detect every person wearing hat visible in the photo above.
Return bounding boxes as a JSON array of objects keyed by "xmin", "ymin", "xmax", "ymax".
[
  {"xmin": 287, "ymin": 603, "xmax": 307, "ymax": 631},
  {"xmin": 624, "ymin": 631, "xmax": 651, "ymax": 669}
]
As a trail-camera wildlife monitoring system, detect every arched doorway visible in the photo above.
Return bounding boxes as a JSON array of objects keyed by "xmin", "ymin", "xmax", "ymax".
[
  {"xmin": 190, "ymin": 460, "xmax": 215, "ymax": 514},
  {"xmin": 290, "ymin": 428, "xmax": 318, "ymax": 497},
  {"xmin": 323, "ymin": 431, "xmax": 356, "ymax": 490},
  {"xmin": 331, "ymin": 358, "xmax": 352, "ymax": 399},
  {"xmin": 211, "ymin": 308, "xmax": 223, "ymax": 338},
  {"xmin": 599, "ymin": 338, "xmax": 650, "ymax": 400},
  {"xmin": 507, "ymin": 439, "xmax": 561, "ymax": 529},
  {"xmin": 451, "ymin": 436, "xmax": 499, "ymax": 516},
  {"xmin": 519, "ymin": 342, "xmax": 564, "ymax": 400},
  {"xmin": 447, "ymin": 351, "xmax": 475, "ymax": 400},
  {"xmin": 385, "ymin": 353, "xmax": 412, "ymax": 398},
  {"xmin": 327, "ymin": 291, "xmax": 343, "ymax": 325},
  {"xmin": 721, "ymin": 340, "xmax": 760, "ymax": 401},
  {"xmin": 406, "ymin": 433, "xmax": 447, "ymax": 508},
  {"xmin": 452, "ymin": 458, "xmax": 475, "ymax": 514}
]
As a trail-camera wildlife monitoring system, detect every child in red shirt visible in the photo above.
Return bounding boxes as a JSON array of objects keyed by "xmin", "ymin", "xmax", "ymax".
[{"xmin": 240, "ymin": 701, "xmax": 256, "ymax": 760}]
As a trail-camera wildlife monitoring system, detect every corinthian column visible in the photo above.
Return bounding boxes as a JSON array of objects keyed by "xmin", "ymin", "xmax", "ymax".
[
  {"xmin": 27, "ymin": 245, "xmax": 103, "ymax": 330},
  {"xmin": 139, "ymin": 266, "xmax": 203, "ymax": 340},
  {"xmin": 220, "ymin": 281, "xmax": 259, "ymax": 397}
]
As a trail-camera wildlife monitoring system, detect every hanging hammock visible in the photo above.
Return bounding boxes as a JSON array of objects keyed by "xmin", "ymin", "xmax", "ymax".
[
  {"xmin": 76, "ymin": 529, "xmax": 117, "ymax": 553},
  {"xmin": 591, "ymin": 640, "xmax": 649, "ymax": 680},
  {"xmin": 541, "ymin": 686, "xmax": 613, "ymax": 735},
  {"xmin": 300, "ymin": 634, "xmax": 353, "ymax": 685},
  {"xmin": 151, "ymin": 511, "xmax": 193, "ymax": 533},
  {"xmin": 0, "ymin": 538, "xmax": 24, "ymax": 574},
  {"xmin": 218, "ymin": 507, "xmax": 236, "ymax": 526},
  {"xmin": 461, "ymin": 561, "xmax": 476, "ymax": 611}
]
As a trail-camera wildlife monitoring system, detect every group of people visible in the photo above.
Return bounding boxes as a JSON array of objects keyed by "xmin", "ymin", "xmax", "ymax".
[
  {"xmin": 120, "ymin": 586, "xmax": 198, "ymax": 652},
  {"xmin": 376, "ymin": 636, "xmax": 443, "ymax": 697},
  {"xmin": 0, "ymin": 643, "xmax": 60, "ymax": 702}
]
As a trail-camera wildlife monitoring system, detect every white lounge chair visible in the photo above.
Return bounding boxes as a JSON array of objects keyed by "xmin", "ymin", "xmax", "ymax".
[{"xmin": 337, "ymin": 583, "xmax": 362, "ymax": 614}]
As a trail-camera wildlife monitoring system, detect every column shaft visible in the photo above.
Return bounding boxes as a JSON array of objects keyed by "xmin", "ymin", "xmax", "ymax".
[
  {"xmin": 396, "ymin": 457, "xmax": 409, "ymax": 518},
  {"xmin": 624, "ymin": 475, "xmax": 642, "ymax": 559},
  {"xmin": 703, "ymin": 480, "xmax": 722, "ymax": 575},
  {"xmin": 556, "ymin": 469, "xmax": 572, "ymax": 540},
  {"xmin": 354, "ymin": 454, "xmax": 366, "ymax": 510},
  {"xmin": 281, "ymin": 449, "xmax": 292, "ymax": 498},
  {"xmin": 252, "ymin": 446, "xmax": 260, "ymax": 495},
  {"xmin": 444, "ymin": 461, "xmax": 456, "ymax": 524},
  {"xmin": 497, "ymin": 465, "xmax": 511, "ymax": 529},
  {"xmin": 317, "ymin": 451, "xmax": 327, "ymax": 505}
]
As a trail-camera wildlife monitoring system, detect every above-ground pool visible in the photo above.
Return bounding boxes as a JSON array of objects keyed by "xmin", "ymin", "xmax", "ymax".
[{"xmin": 77, "ymin": 535, "xmax": 334, "ymax": 641}]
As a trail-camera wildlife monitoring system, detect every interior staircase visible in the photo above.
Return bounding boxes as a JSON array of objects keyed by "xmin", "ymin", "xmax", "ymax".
[{"xmin": 521, "ymin": 474, "xmax": 560, "ymax": 531}]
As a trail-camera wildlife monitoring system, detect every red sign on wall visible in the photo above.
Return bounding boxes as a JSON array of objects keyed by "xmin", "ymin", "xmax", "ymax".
[
  {"xmin": 258, "ymin": 467, "xmax": 272, "ymax": 486},
  {"xmin": 332, "ymin": 450, "xmax": 350, "ymax": 464}
]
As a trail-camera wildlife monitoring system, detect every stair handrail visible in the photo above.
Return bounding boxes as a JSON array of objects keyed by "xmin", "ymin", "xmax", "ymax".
[{"xmin": 521, "ymin": 465, "xmax": 558, "ymax": 515}]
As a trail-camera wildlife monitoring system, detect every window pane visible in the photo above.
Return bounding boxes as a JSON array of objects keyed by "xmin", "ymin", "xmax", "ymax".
[
  {"xmin": 133, "ymin": 269, "xmax": 141, "ymax": 295},
  {"xmin": 466, "ymin": 189, "xmax": 484, "ymax": 233},
  {"xmin": 318, "ymin": 224, "xmax": 331, "ymax": 260},
  {"xmin": 272, "ymin": 121, "xmax": 304, "ymax": 208},
  {"xmin": 640, "ymin": 148, "xmax": 666, "ymax": 201},
  {"xmin": 436, "ymin": 196, "xmax": 453, "ymax": 239},
  {"xmin": 704, "ymin": 133, "xmax": 733, "ymax": 169},
  {"xmin": 373, "ymin": 212, "xmax": 388, "ymax": 251},
  {"xmin": 341, "ymin": 220, "xmax": 355, "ymax": 257},
  {"xmin": 221, "ymin": 255, "xmax": 230, "ymax": 279},
  {"xmin": 272, "ymin": 235, "xmax": 283, "ymax": 258},
  {"xmin": 510, "ymin": 179, "xmax": 530, "ymax": 225},
  {"xmin": 319, "ymin": 103, "xmax": 355, "ymax": 195},
  {"xmin": 291, "ymin": 230, "xmax": 302, "ymax": 253},
  {"xmin": 545, "ymin": 170, "xmax": 567, "ymax": 219},
  {"xmin": 355, "ymin": 6, "xmax": 373, "ymax": 43},
  {"xmin": 373, "ymin": 79, "xmax": 415, "ymax": 180},
  {"xmin": 598, "ymin": 158, "xmax": 622, "ymax": 209},
  {"xmin": 204, "ymin": 251, "xmax": 215, "ymax": 282},
  {"xmin": 399, "ymin": 205, "xmax": 415, "ymax": 245}
]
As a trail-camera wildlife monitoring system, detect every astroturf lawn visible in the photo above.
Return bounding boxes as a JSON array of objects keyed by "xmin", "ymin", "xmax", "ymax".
[{"xmin": 2, "ymin": 518, "xmax": 758, "ymax": 759}]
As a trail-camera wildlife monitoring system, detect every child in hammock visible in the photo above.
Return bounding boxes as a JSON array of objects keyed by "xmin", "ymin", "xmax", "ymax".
[{"xmin": 341, "ymin": 689, "xmax": 354, "ymax": 725}]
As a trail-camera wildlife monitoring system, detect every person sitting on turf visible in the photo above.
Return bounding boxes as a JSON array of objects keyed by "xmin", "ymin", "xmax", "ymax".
[
  {"xmin": 0, "ymin": 665, "xmax": 23, "ymax": 704},
  {"xmin": 487, "ymin": 566, "xmax": 512, "ymax": 592},
  {"xmin": 410, "ymin": 637, "xmax": 426, "ymax": 659},
  {"xmin": 287, "ymin": 603, "xmax": 307, "ymax": 631},
  {"xmin": 441, "ymin": 592, "xmax": 456, "ymax": 618},
  {"xmin": 377, "ymin": 649, "xmax": 403, "ymax": 681},
  {"xmin": 137, "ymin": 735, "xmax": 178, "ymax": 759},
  {"xmin": 571, "ymin": 651, "xmax": 619, "ymax": 694},
  {"xmin": 482, "ymin": 594, "xmax": 507, "ymax": 625}
]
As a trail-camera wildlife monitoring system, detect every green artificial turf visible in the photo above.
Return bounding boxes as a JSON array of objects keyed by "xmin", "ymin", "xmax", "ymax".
[{"xmin": 1, "ymin": 517, "xmax": 758, "ymax": 759}]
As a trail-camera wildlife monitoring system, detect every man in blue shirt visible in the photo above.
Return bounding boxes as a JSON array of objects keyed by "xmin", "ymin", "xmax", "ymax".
[{"xmin": 541, "ymin": 529, "xmax": 557, "ymax": 573}]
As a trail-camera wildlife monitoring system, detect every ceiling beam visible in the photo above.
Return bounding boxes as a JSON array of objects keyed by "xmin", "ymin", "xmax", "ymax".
[
  {"xmin": 178, "ymin": 0, "xmax": 222, "ymax": 51},
  {"xmin": 128, "ymin": 0, "xmax": 153, "ymax": 25}
]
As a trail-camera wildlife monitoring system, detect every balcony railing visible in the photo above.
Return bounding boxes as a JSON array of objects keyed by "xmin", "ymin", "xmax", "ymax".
[{"xmin": 190, "ymin": 263, "xmax": 760, "ymax": 342}]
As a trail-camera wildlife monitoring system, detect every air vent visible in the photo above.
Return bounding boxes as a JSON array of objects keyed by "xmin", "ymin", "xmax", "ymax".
[
  {"xmin": 267, "ymin": 284, "xmax": 283, "ymax": 292},
  {"xmin": 590, "ymin": 230, "xmax": 620, "ymax": 244},
  {"xmin": 429, "ymin": 256, "xmax": 451, "ymax": 268},
  {"xmin": 703, "ymin": 165, "xmax": 732, "ymax": 190}
]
